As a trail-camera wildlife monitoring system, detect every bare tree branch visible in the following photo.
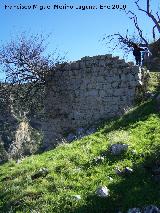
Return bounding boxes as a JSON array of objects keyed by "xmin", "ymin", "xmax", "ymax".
[
  {"xmin": 156, "ymin": 12, "xmax": 160, "ymax": 22},
  {"xmin": 0, "ymin": 33, "xmax": 64, "ymax": 118},
  {"xmin": 103, "ymin": 0, "xmax": 160, "ymax": 59},
  {"xmin": 135, "ymin": 0, "xmax": 160, "ymax": 34},
  {"xmin": 125, "ymin": 9, "xmax": 148, "ymax": 45},
  {"xmin": 152, "ymin": 25, "xmax": 157, "ymax": 41}
]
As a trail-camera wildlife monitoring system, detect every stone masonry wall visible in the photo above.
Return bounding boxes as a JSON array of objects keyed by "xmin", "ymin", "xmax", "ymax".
[{"xmin": 43, "ymin": 54, "xmax": 142, "ymax": 149}]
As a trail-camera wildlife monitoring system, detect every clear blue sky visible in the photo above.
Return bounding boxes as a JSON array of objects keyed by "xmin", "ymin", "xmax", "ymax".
[{"xmin": 0, "ymin": 0, "xmax": 159, "ymax": 67}]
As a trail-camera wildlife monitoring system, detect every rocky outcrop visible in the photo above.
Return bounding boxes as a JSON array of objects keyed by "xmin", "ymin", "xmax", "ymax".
[
  {"xmin": 0, "ymin": 83, "xmax": 43, "ymax": 162},
  {"xmin": 0, "ymin": 117, "xmax": 43, "ymax": 162},
  {"xmin": 8, "ymin": 119, "xmax": 43, "ymax": 160}
]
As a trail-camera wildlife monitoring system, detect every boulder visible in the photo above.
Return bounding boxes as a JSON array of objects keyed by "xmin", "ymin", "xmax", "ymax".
[
  {"xmin": 31, "ymin": 168, "xmax": 49, "ymax": 180},
  {"xmin": 143, "ymin": 205, "xmax": 160, "ymax": 213},
  {"xmin": 86, "ymin": 127, "xmax": 96, "ymax": 135},
  {"xmin": 73, "ymin": 195, "xmax": 81, "ymax": 200},
  {"xmin": 96, "ymin": 186, "xmax": 110, "ymax": 197},
  {"xmin": 127, "ymin": 208, "xmax": 141, "ymax": 213},
  {"xmin": 76, "ymin": 127, "xmax": 85, "ymax": 138},
  {"xmin": 66, "ymin": 133, "xmax": 76, "ymax": 142},
  {"xmin": 124, "ymin": 167, "xmax": 133, "ymax": 174},
  {"xmin": 145, "ymin": 91, "xmax": 155, "ymax": 100},
  {"xmin": 115, "ymin": 167, "xmax": 133, "ymax": 176},
  {"xmin": 110, "ymin": 143, "xmax": 128, "ymax": 155}
]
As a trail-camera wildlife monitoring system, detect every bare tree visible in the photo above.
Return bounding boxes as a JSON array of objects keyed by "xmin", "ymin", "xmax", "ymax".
[
  {"xmin": 0, "ymin": 33, "xmax": 62, "ymax": 85},
  {"xmin": 103, "ymin": 0, "xmax": 160, "ymax": 56},
  {"xmin": 0, "ymin": 33, "xmax": 65, "ymax": 117},
  {"xmin": 127, "ymin": 0, "xmax": 160, "ymax": 42},
  {"xmin": 103, "ymin": 30, "xmax": 143, "ymax": 59}
]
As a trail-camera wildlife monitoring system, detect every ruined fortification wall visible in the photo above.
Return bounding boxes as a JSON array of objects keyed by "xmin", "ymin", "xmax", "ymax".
[{"xmin": 43, "ymin": 54, "xmax": 142, "ymax": 149}]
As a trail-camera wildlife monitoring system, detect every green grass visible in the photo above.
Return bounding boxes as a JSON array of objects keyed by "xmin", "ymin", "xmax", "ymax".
[
  {"xmin": 0, "ymin": 72, "xmax": 160, "ymax": 213},
  {"xmin": 0, "ymin": 98, "xmax": 160, "ymax": 213},
  {"xmin": 147, "ymin": 72, "xmax": 160, "ymax": 92}
]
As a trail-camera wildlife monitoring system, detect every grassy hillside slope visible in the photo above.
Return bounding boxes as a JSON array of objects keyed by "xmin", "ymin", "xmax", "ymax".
[{"xmin": 0, "ymin": 72, "xmax": 160, "ymax": 213}]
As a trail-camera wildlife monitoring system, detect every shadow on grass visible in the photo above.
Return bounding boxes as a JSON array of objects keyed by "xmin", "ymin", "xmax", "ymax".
[
  {"xmin": 1, "ymin": 150, "xmax": 160, "ymax": 213},
  {"xmin": 0, "ymin": 99, "xmax": 160, "ymax": 212},
  {"xmin": 73, "ymin": 98, "xmax": 160, "ymax": 213},
  {"xmin": 73, "ymin": 148, "xmax": 160, "ymax": 213},
  {"xmin": 81, "ymin": 150, "xmax": 129, "ymax": 171},
  {"xmin": 98, "ymin": 99, "xmax": 159, "ymax": 134}
]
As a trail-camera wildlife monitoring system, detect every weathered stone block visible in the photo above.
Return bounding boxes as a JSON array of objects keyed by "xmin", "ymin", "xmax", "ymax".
[
  {"xmin": 129, "ymin": 81, "xmax": 138, "ymax": 87},
  {"xmin": 86, "ymin": 89, "xmax": 99, "ymax": 96},
  {"xmin": 85, "ymin": 60, "xmax": 93, "ymax": 68},
  {"xmin": 98, "ymin": 90, "xmax": 106, "ymax": 97},
  {"xmin": 105, "ymin": 54, "xmax": 112, "ymax": 58},
  {"xmin": 131, "ymin": 66, "xmax": 140, "ymax": 73},
  {"xmin": 112, "ymin": 81, "xmax": 119, "ymax": 88},
  {"xmin": 113, "ymin": 89, "xmax": 124, "ymax": 96},
  {"xmin": 120, "ymin": 73, "xmax": 126, "ymax": 81},
  {"xmin": 79, "ymin": 61, "xmax": 86, "ymax": 69},
  {"xmin": 127, "ymin": 73, "xmax": 135, "ymax": 81}
]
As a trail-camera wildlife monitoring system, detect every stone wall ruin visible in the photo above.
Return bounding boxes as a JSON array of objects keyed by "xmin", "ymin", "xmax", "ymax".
[{"xmin": 43, "ymin": 54, "xmax": 143, "ymax": 149}]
